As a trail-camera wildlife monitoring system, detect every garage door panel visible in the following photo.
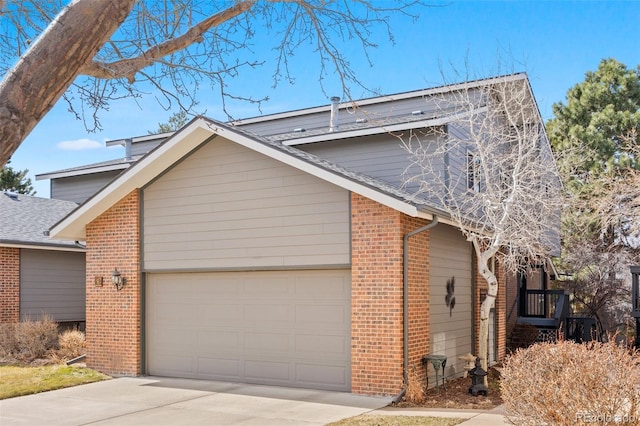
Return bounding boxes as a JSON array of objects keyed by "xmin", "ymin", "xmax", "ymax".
[
  {"xmin": 296, "ymin": 363, "xmax": 349, "ymax": 388},
  {"xmin": 200, "ymin": 304, "xmax": 242, "ymax": 322},
  {"xmin": 295, "ymin": 334, "xmax": 347, "ymax": 355},
  {"xmin": 295, "ymin": 304, "xmax": 347, "ymax": 326},
  {"xmin": 147, "ymin": 270, "xmax": 351, "ymax": 391},
  {"xmin": 245, "ymin": 360, "xmax": 291, "ymax": 382},
  {"xmin": 198, "ymin": 357, "xmax": 241, "ymax": 378},
  {"xmin": 198, "ymin": 330, "xmax": 240, "ymax": 349},
  {"xmin": 244, "ymin": 304, "xmax": 290, "ymax": 322}
]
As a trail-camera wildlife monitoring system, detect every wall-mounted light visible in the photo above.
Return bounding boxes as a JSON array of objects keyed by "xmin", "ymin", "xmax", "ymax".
[{"xmin": 111, "ymin": 268, "xmax": 126, "ymax": 291}]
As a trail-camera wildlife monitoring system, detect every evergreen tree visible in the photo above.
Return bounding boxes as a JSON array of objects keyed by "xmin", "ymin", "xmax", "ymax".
[{"xmin": 0, "ymin": 164, "xmax": 35, "ymax": 195}]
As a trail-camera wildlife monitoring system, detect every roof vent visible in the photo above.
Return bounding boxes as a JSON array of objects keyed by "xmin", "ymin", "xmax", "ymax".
[
  {"xmin": 125, "ymin": 138, "xmax": 132, "ymax": 161},
  {"xmin": 293, "ymin": 128, "xmax": 306, "ymax": 133},
  {"xmin": 3, "ymin": 191, "xmax": 18, "ymax": 200},
  {"xmin": 355, "ymin": 118, "xmax": 368, "ymax": 124},
  {"xmin": 329, "ymin": 96, "xmax": 340, "ymax": 132},
  {"xmin": 412, "ymin": 110, "xmax": 424, "ymax": 116}
]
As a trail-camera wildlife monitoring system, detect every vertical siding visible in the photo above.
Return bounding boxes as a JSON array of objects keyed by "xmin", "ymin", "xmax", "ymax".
[
  {"xmin": 143, "ymin": 138, "xmax": 350, "ymax": 271},
  {"xmin": 20, "ymin": 249, "xmax": 86, "ymax": 322},
  {"xmin": 428, "ymin": 224, "xmax": 472, "ymax": 382},
  {"xmin": 51, "ymin": 170, "xmax": 122, "ymax": 204}
]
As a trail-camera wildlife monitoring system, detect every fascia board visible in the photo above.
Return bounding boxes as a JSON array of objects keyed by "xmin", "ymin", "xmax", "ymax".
[
  {"xmin": 49, "ymin": 119, "xmax": 216, "ymax": 241},
  {"xmin": 0, "ymin": 241, "xmax": 85, "ymax": 252},
  {"xmin": 36, "ymin": 163, "xmax": 129, "ymax": 180}
]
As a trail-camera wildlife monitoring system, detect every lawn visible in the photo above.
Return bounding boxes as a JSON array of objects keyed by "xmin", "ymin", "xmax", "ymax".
[
  {"xmin": 327, "ymin": 415, "xmax": 465, "ymax": 426},
  {"xmin": 0, "ymin": 364, "xmax": 109, "ymax": 399}
]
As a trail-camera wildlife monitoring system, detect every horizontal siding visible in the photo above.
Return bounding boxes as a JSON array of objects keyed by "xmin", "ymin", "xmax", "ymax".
[
  {"xmin": 429, "ymin": 224, "xmax": 472, "ymax": 382},
  {"xmin": 143, "ymin": 138, "xmax": 350, "ymax": 271},
  {"xmin": 51, "ymin": 170, "xmax": 121, "ymax": 204},
  {"xmin": 302, "ymin": 133, "xmax": 439, "ymax": 194},
  {"xmin": 20, "ymin": 249, "xmax": 86, "ymax": 322},
  {"xmin": 238, "ymin": 96, "xmax": 443, "ymax": 137}
]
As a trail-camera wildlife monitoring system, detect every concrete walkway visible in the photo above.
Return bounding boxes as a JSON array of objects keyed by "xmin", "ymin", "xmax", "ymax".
[
  {"xmin": 0, "ymin": 376, "xmax": 511, "ymax": 425},
  {"xmin": 371, "ymin": 404, "xmax": 511, "ymax": 425}
]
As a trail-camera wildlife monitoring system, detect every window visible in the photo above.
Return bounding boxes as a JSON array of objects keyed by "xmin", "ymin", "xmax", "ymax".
[{"xmin": 467, "ymin": 151, "xmax": 482, "ymax": 192}]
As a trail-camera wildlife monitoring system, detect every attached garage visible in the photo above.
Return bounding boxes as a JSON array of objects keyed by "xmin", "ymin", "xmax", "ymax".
[{"xmin": 146, "ymin": 269, "xmax": 351, "ymax": 391}]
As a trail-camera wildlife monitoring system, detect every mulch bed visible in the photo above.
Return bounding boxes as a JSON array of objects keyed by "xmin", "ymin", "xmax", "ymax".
[{"xmin": 394, "ymin": 367, "xmax": 503, "ymax": 410}]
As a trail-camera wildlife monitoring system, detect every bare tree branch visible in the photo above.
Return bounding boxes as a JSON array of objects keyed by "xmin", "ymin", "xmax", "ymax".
[{"xmin": 79, "ymin": 1, "xmax": 255, "ymax": 83}]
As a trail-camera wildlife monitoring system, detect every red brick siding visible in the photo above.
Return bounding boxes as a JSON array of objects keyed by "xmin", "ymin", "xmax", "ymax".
[
  {"xmin": 402, "ymin": 215, "xmax": 430, "ymax": 386},
  {"xmin": 351, "ymin": 193, "xmax": 404, "ymax": 395},
  {"xmin": 350, "ymin": 193, "xmax": 432, "ymax": 395},
  {"xmin": 85, "ymin": 191, "xmax": 141, "ymax": 376},
  {"xmin": 0, "ymin": 247, "xmax": 20, "ymax": 323}
]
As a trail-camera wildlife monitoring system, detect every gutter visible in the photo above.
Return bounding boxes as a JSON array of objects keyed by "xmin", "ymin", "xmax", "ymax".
[{"xmin": 394, "ymin": 215, "xmax": 439, "ymax": 403}]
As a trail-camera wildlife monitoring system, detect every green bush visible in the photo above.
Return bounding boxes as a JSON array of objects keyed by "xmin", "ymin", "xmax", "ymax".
[{"xmin": 501, "ymin": 340, "xmax": 640, "ymax": 426}]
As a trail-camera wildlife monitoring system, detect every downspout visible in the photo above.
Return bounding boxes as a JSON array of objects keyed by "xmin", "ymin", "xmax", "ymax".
[{"xmin": 393, "ymin": 215, "xmax": 439, "ymax": 403}]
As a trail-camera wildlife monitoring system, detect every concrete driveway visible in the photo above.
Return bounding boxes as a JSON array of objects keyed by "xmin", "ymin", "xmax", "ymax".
[{"xmin": 0, "ymin": 376, "xmax": 391, "ymax": 425}]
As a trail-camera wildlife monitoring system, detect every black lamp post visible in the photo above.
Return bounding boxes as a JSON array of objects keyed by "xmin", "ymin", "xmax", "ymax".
[{"xmin": 630, "ymin": 267, "xmax": 640, "ymax": 348}]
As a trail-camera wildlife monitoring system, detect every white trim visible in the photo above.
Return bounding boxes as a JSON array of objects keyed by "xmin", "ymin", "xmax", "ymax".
[
  {"xmin": 282, "ymin": 116, "xmax": 449, "ymax": 146},
  {"xmin": 36, "ymin": 162, "xmax": 130, "ymax": 180},
  {"xmin": 105, "ymin": 132, "xmax": 173, "ymax": 147},
  {"xmin": 49, "ymin": 118, "xmax": 433, "ymax": 241},
  {"xmin": 0, "ymin": 242, "xmax": 85, "ymax": 252}
]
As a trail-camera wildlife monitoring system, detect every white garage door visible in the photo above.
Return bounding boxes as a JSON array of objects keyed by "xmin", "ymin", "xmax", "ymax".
[{"xmin": 146, "ymin": 270, "xmax": 351, "ymax": 391}]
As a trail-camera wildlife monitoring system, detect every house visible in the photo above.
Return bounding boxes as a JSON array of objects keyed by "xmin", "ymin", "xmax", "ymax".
[
  {"xmin": 0, "ymin": 192, "xmax": 85, "ymax": 326},
  {"xmin": 41, "ymin": 73, "xmax": 558, "ymax": 396}
]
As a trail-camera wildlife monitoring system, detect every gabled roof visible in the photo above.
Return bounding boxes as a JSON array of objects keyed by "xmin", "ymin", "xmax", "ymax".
[
  {"xmin": 0, "ymin": 192, "xmax": 84, "ymax": 251},
  {"xmin": 50, "ymin": 117, "xmax": 445, "ymax": 241}
]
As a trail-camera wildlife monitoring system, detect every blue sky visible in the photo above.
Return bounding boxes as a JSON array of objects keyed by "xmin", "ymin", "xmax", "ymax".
[{"xmin": 8, "ymin": 0, "xmax": 640, "ymax": 197}]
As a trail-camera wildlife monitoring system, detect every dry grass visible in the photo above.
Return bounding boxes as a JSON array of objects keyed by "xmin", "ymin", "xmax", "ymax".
[
  {"xmin": 404, "ymin": 366, "xmax": 426, "ymax": 404},
  {"xmin": 501, "ymin": 340, "xmax": 640, "ymax": 426},
  {"xmin": 0, "ymin": 364, "xmax": 109, "ymax": 399},
  {"xmin": 327, "ymin": 415, "xmax": 465, "ymax": 426},
  {"xmin": 57, "ymin": 330, "xmax": 86, "ymax": 360}
]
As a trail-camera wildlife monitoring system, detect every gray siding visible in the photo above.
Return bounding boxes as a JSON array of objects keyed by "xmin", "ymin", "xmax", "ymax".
[
  {"xmin": 237, "ymin": 96, "xmax": 445, "ymax": 137},
  {"xmin": 131, "ymin": 139, "xmax": 163, "ymax": 157},
  {"xmin": 20, "ymin": 249, "xmax": 86, "ymax": 322},
  {"xmin": 143, "ymin": 138, "xmax": 350, "ymax": 271},
  {"xmin": 301, "ymin": 132, "xmax": 439, "ymax": 194},
  {"xmin": 428, "ymin": 224, "xmax": 472, "ymax": 382},
  {"xmin": 51, "ymin": 170, "xmax": 121, "ymax": 204}
]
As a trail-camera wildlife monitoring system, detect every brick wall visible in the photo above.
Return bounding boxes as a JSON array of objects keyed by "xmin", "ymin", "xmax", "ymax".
[
  {"xmin": 402, "ymin": 215, "xmax": 430, "ymax": 386},
  {"xmin": 0, "ymin": 247, "xmax": 20, "ymax": 323},
  {"xmin": 85, "ymin": 190, "xmax": 141, "ymax": 376},
  {"xmin": 351, "ymin": 193, "xmax": 404, "ymax": 395},
  {"xmin": 351, "ymin": 193, "xmax": 432, "ymax": 396}
]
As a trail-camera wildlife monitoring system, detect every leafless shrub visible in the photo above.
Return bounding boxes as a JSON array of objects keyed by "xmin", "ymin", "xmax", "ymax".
[
  {"xmin": 0, "ymin": 323, "xmax": 18, "ymax": 356},
  {"xmin": 13, "ymin": 315, "xmax": 59, "ymax": 360},
  {"xmin": 57, "ymin": 329, "xmax": 86, "ymax": 360},
  {"xmin": 501, "ymin": 340, "xmax": 640, "ymax": 425},
  {"xmin": 404, "ymin": 365, "xmax": 426, "ymax": 404}
]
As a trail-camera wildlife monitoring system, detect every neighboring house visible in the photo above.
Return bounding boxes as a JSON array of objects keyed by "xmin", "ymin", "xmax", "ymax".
[
  {"xmin": 0, "ymin": 192, "xmax": 85, "ymax": 326},
  {"xmin": 42, "ymin": 73, "xmax": 559, "ymax": 396}
]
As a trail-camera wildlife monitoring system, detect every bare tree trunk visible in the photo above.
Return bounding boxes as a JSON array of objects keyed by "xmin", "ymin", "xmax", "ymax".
[
  {"xmin": 476, "ymin": 244, "xmax": 498, "ymax": 385},
  {"xmin": 0, "ymin": 0, "xmax": 137, "ymax": 165}
]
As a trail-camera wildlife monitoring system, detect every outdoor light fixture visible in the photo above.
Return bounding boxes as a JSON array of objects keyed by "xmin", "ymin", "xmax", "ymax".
[{"xmin": 111, "ymin": 268, "xmax": 125, "ymax": 291}]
